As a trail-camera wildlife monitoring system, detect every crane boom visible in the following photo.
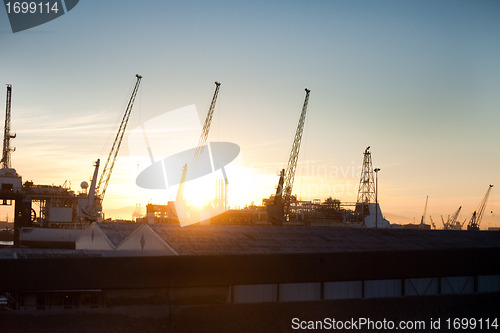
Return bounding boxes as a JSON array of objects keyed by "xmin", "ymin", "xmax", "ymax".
[
  {"xmin": 2, "ymin": 84, "xmax": 16, "ymax": 169},
  {"xmin": 420, "ymin": 195, "xmax": 428, "ymax": 227},
  {"xmin": 283, "ymin": 88, "xmax": 310, "ymax": 218},
  {"xmin": 97, "ymin": 74, "xmax": 142, "ymax": 200},
  {"xmin": 467, "ymin": 185, "xmax": 493, "ymax": 231},
  {"xmin": 449, "ymin": 206, "xmax": 462, "ymax": 226},
  {"xmin": 193, "ymin": 81, "xmax": 221, "ymax": 165}
]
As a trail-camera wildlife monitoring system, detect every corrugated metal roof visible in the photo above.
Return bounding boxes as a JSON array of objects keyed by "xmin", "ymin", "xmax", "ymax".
[
  {"xmin": 147, "ymin": 224, "xmax": 500, "ymax": 255},
  {"xmin": 4, "ymin": 223, "xmax": 498, "ymax": 258},
  {"xmin": 96, "ymin": 222, "xmax": 140, "ymax": 247}
]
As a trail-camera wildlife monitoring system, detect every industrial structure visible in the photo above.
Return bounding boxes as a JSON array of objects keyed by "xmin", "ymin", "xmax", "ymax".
[
  {"xmin": 1, "ymin": 84, "xmax": 15, "ymax": 170},
  {"xmin": 467, "ymin": 184, "xmax": 494, "ymax": 231},
  {"xmin": 0, "ymin": 75, "xmax": 496, "ymax": 250},
  {"xmin": 267, "ymin": 88, "xmax": 310, "ymax": 224},
  {"xmin": 402, "ymin": 196, "xmax": 432, "ymax": 230},
  {"xmin": 442, "ymin": 206, "xmax": 464, "ymax": 230},
  {"xmin": 0, "ymin": 76, "xmax": 142, "ymax": 246},
  {"xmin": 95, "ymin": 75, "xmax": 142, "ymax": 207},
  {"xmin": 1, "ymin": 226, "xmax": 499, "ymax": 332},
  {"xmin": 144, "ymin": 82, "xmax": 225, "ymax": 225},
  {"xmin": 0, "ymin": 77, "xmax": 499, "ymax": 332},
  {"xmin": 355, "ymin": 147, "xmax": 390, "ymax": 228}
]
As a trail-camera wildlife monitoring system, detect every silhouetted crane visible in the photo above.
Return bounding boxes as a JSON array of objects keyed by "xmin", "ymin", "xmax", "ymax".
[
  {"xmin": 467, "ymin": 185, "xmax": 493, "ymax": 231},
  {"xmin": 97, "ymin": 74, "xmax": 142, "ymax": 201},
  {"xmin": 270, "ymin": 88, "xmax": 311, "ymax": 223},
  {"xmin": 1, "ymin": 84, "xmax": 16, "ymax": 169}
]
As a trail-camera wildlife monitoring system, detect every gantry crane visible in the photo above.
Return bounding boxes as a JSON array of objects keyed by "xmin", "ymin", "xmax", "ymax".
[
  {"xmin": 269, "ymin": 88, "xmax": 310, "ymax": 224},
  {"xmin": 1, "ymin": 84, "xmax": 16, "ymax": 169},
  {"xmin": 467, "ymin": 185, "xmax": 493, "ymax": 231}
]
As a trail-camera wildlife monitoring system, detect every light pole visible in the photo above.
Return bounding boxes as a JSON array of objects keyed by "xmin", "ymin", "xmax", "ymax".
[{"xmin": 374, "ymin": 168, "xmax": 381, "ymax": 228}]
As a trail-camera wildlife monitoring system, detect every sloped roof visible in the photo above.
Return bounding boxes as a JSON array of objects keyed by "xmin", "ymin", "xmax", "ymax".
[
  {"xmin": 75, "ymin": 223, "xmax": 114, "ymax": 250},
  {"xmin": 96, "ymin": 222, "xmax": 140, "ymax": 247},
  {"xmin": 115, "ymin": 224, "xmax": 178, "ymax": 254},
  {"xmin": 149, "ymin": 224, "xmax": 500, "ymax": 255},
  {"xmin": 71, "ymin": 222, "xmax": 500, "ymax": 255}
]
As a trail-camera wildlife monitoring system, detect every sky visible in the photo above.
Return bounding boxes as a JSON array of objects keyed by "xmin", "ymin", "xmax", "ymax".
[{"xmin": 0, "ymin": 0, "xmax": 499, "ymax": 228}]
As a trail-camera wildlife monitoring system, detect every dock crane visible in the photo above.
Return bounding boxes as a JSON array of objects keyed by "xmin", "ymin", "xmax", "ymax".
[
  {"xmin": 176, "ymin": 82, "xmax": 221, "ymax": 202},
  {"xmin": 1, "ymin": 84, "xmax": 15, "ymax": 169},
  {"xmin": 429, "ymin": 216, "xmax": 436, "ymax": 229},
  {"xmin": 193, "ymin": 81, "xmax": 221, "ymax": 166},
  {"xmin": 419, "ymin": 195, "xmax": 428, "ymax": 229},
  {"xmin": 467, "ymin": 185, "xmax": 493, "ymax": 231},
  {"xmin": 268, "ymin": 88, "xmax": 310, "ymax": 224},
  {"xmin": 96, "ymin": 74, "xmax": 142, "ymax": 201},
  {"xmin": 80, "ymin": 75, "xmax": 142, "ymax": 221},
  {"xmin": 442, "ymin": 206, "xmax": 462, "ymax": 230},
  {"xmin": 173, "ymin": 82, "xmax": 221, "ymax": 224}
]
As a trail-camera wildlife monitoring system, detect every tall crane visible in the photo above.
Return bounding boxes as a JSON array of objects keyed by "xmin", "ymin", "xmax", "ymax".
[
  {"xmin": 176, "ymin": 82, "xmax": 221, "ymax": 208},
  {"xmin": 270, "ymin": 88, "xmax": 310, "ymax": 223},
  {"xmin": 443, "ymin": 206, "xmax": 462, "ymax": 230},
  {"xmin": 283, "ymin": 88, "xmax": 311, "ymax": 218},
  {"xmin": 193, "ymin": 81, "xmax": 221, "ymax": 166},
  {"xmin": 81, "ymin": 159, "xmax": 100, "ymax": 221},
  {"xmin": 1, "ymin": 84, "xmax": 16, "ymax": 169},
  {"xmin": 429, "ymin": 216, "xmax": 436, "ymax": 229},
  {"xmin": 420, "ymin": 195, "xmax": 428, "ymax": 228},
  {"xmin": 467, "ymin": 185, "xmax": 493, "ymax": 231},
  {"xmin": 96, "ymin": 74, "xmax": 142, "ymax": 201}
]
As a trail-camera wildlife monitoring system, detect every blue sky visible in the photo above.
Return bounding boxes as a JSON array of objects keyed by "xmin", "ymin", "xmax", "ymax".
[{"xmin": 1, "ymin": 1, "xmax": 499, "ymax": 226}]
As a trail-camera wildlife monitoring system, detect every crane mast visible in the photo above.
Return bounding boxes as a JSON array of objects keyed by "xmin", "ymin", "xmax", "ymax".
[
  {"xmin": 467, "ymin": 185, "xmax": 493, "ymax": 231},
  {"xmin": 97, "ymin": 74, "xmax": 142, "ymax": 201},
  {"xmin": 283, "ymin": 88, "xmax": 310, "ymax": 219},
  {"xmin": 1, "ymin": 84, "xmax": 16, "ymax": 169}
]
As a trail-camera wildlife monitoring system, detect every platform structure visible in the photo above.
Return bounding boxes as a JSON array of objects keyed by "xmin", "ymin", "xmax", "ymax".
[{"xmin": 355, "ymin": 147, "xmax": 390, "ymax": 228}]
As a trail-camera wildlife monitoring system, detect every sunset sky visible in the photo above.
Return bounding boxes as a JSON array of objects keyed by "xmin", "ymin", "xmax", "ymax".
[{"xmin": 1, "ymin": 1, "xmax": 499, "ymax": 228}]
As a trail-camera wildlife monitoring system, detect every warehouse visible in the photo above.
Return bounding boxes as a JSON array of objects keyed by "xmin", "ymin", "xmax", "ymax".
[{"xmin": 1, "ymin": 227, "xmax": 499, "ymax": 332}]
